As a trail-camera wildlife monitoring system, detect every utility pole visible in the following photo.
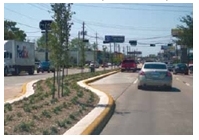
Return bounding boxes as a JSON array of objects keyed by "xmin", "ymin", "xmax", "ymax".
[
  {"xmin": 81, "ymin": 22, "xmax": 85, "ymax": 73},
  {"xmin": 77, "ymin": 31, "xmax": 80, "ymax": 66},
  {"xmin": 110, "ymin": 43, "xmax": 112, "ymax": 69},
  {"xmin": 94, "ymin": 32, "xmax": 98, "ymax": 65},
  {"xmin": 45, "ymin": 28, "xmax": 48, "ymax": 61}
]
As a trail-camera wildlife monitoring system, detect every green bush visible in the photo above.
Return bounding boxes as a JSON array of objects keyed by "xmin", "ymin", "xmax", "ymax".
[
  {"xmin": 42, "ymin": 110, "xmax": 51, "ymax": 118},
  {"xmin": 4, "ymin": 103, "xmax": 12, "ymax": 111},
  {"xmin": 14, "ymin": 121, "xmax": 34, "ymax": 132}
]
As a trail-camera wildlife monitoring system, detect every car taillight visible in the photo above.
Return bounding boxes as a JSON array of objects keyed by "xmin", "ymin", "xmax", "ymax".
[
  {"xmin": 140, "ymin": 71, "xmax": 145, "ymax": 75},
  {"xmin": 167, "ymin": 72, "xmax": 172, "ymax": 77}
]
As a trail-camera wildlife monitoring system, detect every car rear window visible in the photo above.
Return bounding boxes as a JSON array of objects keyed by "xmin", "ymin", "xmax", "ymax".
[{"xmin": 144, "ymin": 64, "xmax": 167, "ymax": 69}]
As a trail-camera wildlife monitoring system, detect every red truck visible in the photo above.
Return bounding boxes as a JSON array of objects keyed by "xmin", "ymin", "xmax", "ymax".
[{"xmin": 121, "ymin": 59, "xmax": 137, "ymax": 72}]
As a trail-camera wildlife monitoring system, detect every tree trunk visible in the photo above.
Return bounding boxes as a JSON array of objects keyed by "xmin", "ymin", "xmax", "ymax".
[
  {"xmin": 57, "ymin": 67, "xmax": 60, "ymax": 98},
  {"xmin": 52, "ymin": 70, "xmax": 56, "ymax": 99},
  {"xmin": 61, "ymin": 65, "xmax": 64, "ymax": 97}
]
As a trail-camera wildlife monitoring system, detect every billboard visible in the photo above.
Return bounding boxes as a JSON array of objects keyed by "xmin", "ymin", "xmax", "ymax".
[{"xmin": 105, "ymin": 35, "xmax": 125, "ymax": 43}]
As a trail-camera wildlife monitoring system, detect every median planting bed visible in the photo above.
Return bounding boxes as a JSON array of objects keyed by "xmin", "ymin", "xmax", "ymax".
[{"xmin": 4, "ymin": 70, "xmax": 115, "ymax": 135}]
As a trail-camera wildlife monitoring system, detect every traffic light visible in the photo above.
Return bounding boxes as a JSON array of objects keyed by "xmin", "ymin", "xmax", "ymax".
[
  {"xmin": 129, "ymin": 40, "xmax": 137, "ymax": 46},
  {"xmin": 83, "ymin": 39, "xmax": 89, "ymax": 43},
  {"xmin": 150, "ymin": 44, "xmax": 155, "ymax": 47}
]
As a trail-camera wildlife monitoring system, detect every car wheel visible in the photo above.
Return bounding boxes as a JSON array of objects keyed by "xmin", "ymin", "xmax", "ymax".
[
  {"xmin": 137, "ymin": 85, "xmax": 142, "ymax": 89},
  {"xmin": 4, "ymin": 67, "xmax": 8, "ymax": 76},
  {"xmin": 121, "ymin": 69, "xmax": 124, "ymax": 72}
]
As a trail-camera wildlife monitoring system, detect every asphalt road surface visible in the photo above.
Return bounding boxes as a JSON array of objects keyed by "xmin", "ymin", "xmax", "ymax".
[{"xmin": 89, "ymin": 72, "xmax": 193, "ymax": 135}]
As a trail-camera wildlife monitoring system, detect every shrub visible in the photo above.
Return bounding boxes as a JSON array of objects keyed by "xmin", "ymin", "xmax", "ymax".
[
  {"xmin": 50, "ymin": 126, "xmax": 58, "ymax": 135},
  {"xmin": 17, "ymin": 112, "xmax": 22, "ymax": 117},
  {"xmin": 41, "ymin": 110, "xmax": 51, "ymax": 118},
  {"xmin": 43, "ymin": 129, "xmax": 50, "ymax": 135},
  {"xmin": 77, "ymin": 90, "xmax": 84, "ymax": 98},
  {"xmin": 4, "ymin": 103, "xmax": 12, "ymax": 111},
  {"xmin": 14, "ymin": 121, "xmax": 34, "ymax": 132}
]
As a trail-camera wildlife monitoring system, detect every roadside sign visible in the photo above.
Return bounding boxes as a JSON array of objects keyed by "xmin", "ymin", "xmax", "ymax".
[
  {"xmin": 105, "ymin": 35, "xmax": 125, "ymax": 43},
  {"xmin": 39, "ymin": 20, "xmax": 53, "ymax": 30}
]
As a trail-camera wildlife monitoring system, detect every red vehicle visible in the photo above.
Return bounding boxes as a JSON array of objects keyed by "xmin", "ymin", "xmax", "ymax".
[{"xmin": 121, "ymin": 59, "xmax": 137, "ymax": 72}]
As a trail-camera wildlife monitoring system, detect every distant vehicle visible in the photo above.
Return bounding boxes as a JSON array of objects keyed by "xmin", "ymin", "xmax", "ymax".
[
  {"xmin": 4, "ymin": 40, "xmax": 35, "ymax": 76},
  {"xmin": 37, "ymin": 61, "xmax": 55, "ymax": 73},
  {"xmin": 107, "ymin": 62, "xmax": 112, "ymax": 66},
  {"xmin": 89, "ymin": 61, "xmax": 100, "ymax": 68},
  {"xmin": 167, "ymin": 64, "xmax": 174, "ymax": 72},
  {"xmin": 121, "ymin": 59, "xmax": 137, "ymax": 72},
  {"xmin": 189, "ymin": 64, "xmax": 193, "ymax": 73},
  {"xmin": 137, "ymin": 62, "xmax": 172, "ymax": 90},
  {"xmin": 173, "ymin": 63, "xmax": 189, "ymax": 75},
  {"xmin": 101, "ymin": 63, "xmax": 108, "ymax": 68}
]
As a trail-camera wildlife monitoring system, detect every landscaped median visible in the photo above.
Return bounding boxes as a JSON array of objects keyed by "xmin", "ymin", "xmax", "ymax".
[
  {"xmin": 64, "ymin": 71, "xmax": 117, "ymax": 135},
  {"xmin": 4, "ymin": 69, "xmax": 119, "ymax": 135}
]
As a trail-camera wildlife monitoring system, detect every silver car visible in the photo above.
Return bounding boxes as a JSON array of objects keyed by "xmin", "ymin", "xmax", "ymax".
[{"xmin": 137, "ymin": 62, "xmax": 172, "ymax": 90}]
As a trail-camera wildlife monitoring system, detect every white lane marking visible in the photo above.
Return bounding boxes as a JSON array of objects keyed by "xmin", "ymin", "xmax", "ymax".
[
  {"xmin": 133, "ymin": 78, "xmax": 138, "ymax": 84},
  {"xmin": 176, "ymin": 78, "xmax": 179, "ymax": 80},
  {"xmin": 186, "ymin": 83, "xmax": 190, "ymax": 86}
]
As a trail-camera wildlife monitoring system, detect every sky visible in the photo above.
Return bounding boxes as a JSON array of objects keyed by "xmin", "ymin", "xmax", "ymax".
[{"xmin": 4, "ymin": 2, "xmax": 193, "ymax": 56}]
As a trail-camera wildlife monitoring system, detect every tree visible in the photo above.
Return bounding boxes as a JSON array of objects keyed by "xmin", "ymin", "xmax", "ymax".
[
  {"xmin": 49, "ymin": 3, "xmax": 74, "ymax": 98},
  {"xmin": 175, "ymin": 13, "xmax": 193, "ymax": 71},
  {"xmin": 4, "ymin": 20, "xmax": 27, "ymax": 41},
  {"xmin": 176, "ymin": 13, "xmax": 193, "ymax": 48}
]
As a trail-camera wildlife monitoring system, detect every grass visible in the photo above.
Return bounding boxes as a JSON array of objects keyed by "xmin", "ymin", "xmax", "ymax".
[{"xmin": 4, "ymin": 69, "xmax": 118, "ymax": 135}]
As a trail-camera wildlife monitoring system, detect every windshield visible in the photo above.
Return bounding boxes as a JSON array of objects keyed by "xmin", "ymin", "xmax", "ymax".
[{"xmin": 144, "ymin": 64, "xmax": 167, "ymax": 69}]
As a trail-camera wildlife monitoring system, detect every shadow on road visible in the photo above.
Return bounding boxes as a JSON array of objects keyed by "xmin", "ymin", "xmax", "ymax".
[{"xmin": 141, "ymin": 87, "xmax": 181, "ymax": 92}]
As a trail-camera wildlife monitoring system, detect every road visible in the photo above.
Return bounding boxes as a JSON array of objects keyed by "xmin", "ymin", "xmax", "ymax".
[
  {"xmin": 89, "ymin": 72, "xmax": 193, "ymax": 135},
  {"xmin": 4, "ymin": 67, "xmax": 115, "ymax": 102}
]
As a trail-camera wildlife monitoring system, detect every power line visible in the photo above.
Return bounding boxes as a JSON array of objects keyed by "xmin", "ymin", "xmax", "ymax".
[
  {"xmin": 72, "ymin": 16, "xmax": 171, "ymax": 31},
  {"xmin": 27, "ymin": 3, "xmax": 51, "ymax": 13},
  {"xmin": 116, "ymin": 3, "xmax": 193, "ymax": 8},
  {"xmin": 4, "ymin": 18, "xmax": 40, "ymax": 29},
  {"xmin": 4, "ymin": 7, "xmax": 39, "ymax": 21},
  {"xmin": 73, "ymin": 4, "xmax": 191, "ymax": 13}
]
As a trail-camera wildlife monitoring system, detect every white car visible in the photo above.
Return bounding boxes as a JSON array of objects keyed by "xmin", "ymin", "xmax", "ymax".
[{"xmin": 137, "ymin": 62, "xmax": 172, "ymax": 90}]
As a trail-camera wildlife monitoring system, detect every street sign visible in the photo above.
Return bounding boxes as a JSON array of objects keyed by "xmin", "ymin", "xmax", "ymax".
[
  {"xmin": 39, "ymin": 20, "xmax": 53, "ymax": 30},
  {"xmin": 105, "ymin": 35, "xmax": 125, "ymax": 43}
]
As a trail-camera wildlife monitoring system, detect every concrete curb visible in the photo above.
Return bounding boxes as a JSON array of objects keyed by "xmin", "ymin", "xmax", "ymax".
[
  {"xmin": 4, "ymin": 80, "xmax": 40, "ymax": 104},
  {"xmin": 64, "ymin": 71, "xmax": 118, "ymax": 135}
]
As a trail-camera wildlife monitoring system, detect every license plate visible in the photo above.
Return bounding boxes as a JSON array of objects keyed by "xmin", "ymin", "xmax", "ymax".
[{"xmin": 151, "ymin": 72, "xmax": 159, "ymax": 78}]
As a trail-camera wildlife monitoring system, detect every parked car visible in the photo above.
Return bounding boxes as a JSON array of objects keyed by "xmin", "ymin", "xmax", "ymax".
[
  {"xmin": 189, "ymin": 65, "xmax": 193, "ymax": 73},
  {"xmin": 121, "ymin": 59, "xmax": 137, "ymax": 72},
  {"xmin": 167, "ymin": 64, "xmax": 174, "ymax": 72},
  {"xmin": 89, "ymin": 61, "xmax": 100, "ymax": 68},
  {"xmin": 173, "ymin": 63, "xmax": 189, "ymax": 75},
  {"xmin": 101, "ymin": 63, "xmax": 108, "ymax": 68},
  {"xmin": 137, "ymin": 62, "xmax": 172, "ymax": 90},
  {"xmin": 37, "ymin": 61, "xmax": 55, "ymax": 73}
]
